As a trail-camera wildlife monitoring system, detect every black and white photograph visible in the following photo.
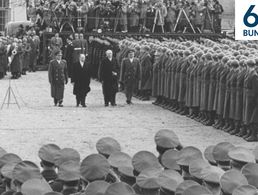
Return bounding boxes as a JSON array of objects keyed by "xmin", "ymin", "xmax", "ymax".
[{"xmin": 1, "ymin": 0, "xmax": 258, "ymax": 195}]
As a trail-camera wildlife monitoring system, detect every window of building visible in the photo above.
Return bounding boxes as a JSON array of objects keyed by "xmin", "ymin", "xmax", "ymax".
[
  {"xmin": 0, "ymin": 0, "xmax": 9, "ymax": 33},
  {"xmin": 0, "ymin": 0, "xmax": 9, "ymax": 8}
]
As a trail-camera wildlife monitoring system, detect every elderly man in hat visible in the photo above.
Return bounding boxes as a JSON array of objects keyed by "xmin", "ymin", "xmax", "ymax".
[
  {"xmin": 48, "ymin": 50, "xmax": 68, "ymax": 107},
  {"xmin": 119, "ymin": 49, "xmax": 141, "ymax": 105}
]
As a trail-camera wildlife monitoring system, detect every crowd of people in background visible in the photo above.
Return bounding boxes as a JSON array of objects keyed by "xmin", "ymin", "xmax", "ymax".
[
  {"xmin": 27, "ymin": 0, "xmax": 224, "ymax": 34},
  {"xmin": 0, "ymin": 130, "xmax": 257, "ymax": 195},
  {"xmin": 0, "ymin": 30, "xmax": 40, "ymax": 80}
]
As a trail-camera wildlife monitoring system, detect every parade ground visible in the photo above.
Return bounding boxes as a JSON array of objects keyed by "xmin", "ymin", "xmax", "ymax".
[{"xmin": 0, "ymin": 71, "xmax": 256, "ymax": 163}]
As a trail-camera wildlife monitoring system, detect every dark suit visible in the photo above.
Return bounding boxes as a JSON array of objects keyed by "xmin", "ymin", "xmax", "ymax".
[
  {"xmin": 99, "ymin": 57, "xmax": 119, "ymax": 105},
  {"xmin": 71, "ymin": 61, "xmax": 91, "ymax": 106}
]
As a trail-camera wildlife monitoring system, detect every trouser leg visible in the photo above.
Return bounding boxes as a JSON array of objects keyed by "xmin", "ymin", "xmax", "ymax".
[
  {"xmin": 81, "ymin": 95, "xmax": 86, "ymax": 106},
  {"xmin": 76, "ymin": 96, "xmax": 80, "ymax": 106}
]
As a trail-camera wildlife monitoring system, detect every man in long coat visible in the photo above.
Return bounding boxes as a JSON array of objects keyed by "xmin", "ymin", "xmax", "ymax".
[
  {"xmin": 99, "ymin": 50, "xmax": 119, "ymax": 106},
  {"xmin": 120, "ymin": 49, "xmax": 140, "ymax": 104},
  {"xmin": 71, "ymin": 54, "xmax": 91, "ymax": 107},
  {"xmin": 48, "ymin": 50, "xmax": 68, "ymax": 107}
]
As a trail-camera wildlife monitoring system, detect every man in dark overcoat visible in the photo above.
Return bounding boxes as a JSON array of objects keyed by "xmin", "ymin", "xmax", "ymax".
[
  {"xmin": 48, "ymin": 50, "xmax": 68, "ymax": 107},
  {"xmin": 119, "ymin": 49, "xmax": 140, "ymax": 104},
  {"xmin": 71, "ymin": 54, "xmax": 91, "ymax": 107},
  {"xmin": 99, "ymin": 50, "xmax": 119, "ymax": 107}
]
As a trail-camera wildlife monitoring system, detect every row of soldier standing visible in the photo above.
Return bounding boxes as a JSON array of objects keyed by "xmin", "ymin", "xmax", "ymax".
[{"xmin": 89, "ymin": 36, "xmax": 258, "ymax": 142}]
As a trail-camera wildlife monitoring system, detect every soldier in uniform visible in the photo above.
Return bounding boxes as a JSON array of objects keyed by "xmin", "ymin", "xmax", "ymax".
[
  {"xmin": 152, "ymin": 47, "xmax": 163, "ymax": 104},
  {"xmin": 64, "ymin": 37, "xmax": 74, "ymax": 79},
  {"xmin": 214, "ymin": 56, "xmax": 230, "ymax": 129},
  {"xmin": 72, "ymin": 33, "xmax": 83, "ymax": 64},
  {"xmin": 243, "ymin": 59, "xmax": 258, "ymax": 141},
  {"xmin": 139, "ymin": 45, "xmax": 152, "ymax": 101},
  {"xmin": 48, "ymin": 50, "xmax": 68, "ymax": 107},
  {"xmin": 50, "ymin": 33, "xmax": 63, "ymax": 60},
  {"xmin": 21, "ymin": 37, "xmax": 31, "ymax": 75},
  {"xmin": 232, "ymin": 59, "xmax": 248, "ymax": 136},
  {"xmin": 227, "ymin": 60, "xmax": 241, "ymax": 134},
  {"xmin": 79, "ymin": 33, "xmax": 89, "ymax": 56},
  {"xmin": 0, "ymin": 39, "xmax": 7, "ymax": 79},
  {"xmin": 38, "ymin": 144, "xmax": 60, "ymax": 184},
  {"xmin": 120, "ymin": 49, "xmax": 140, "ymax": 104}
]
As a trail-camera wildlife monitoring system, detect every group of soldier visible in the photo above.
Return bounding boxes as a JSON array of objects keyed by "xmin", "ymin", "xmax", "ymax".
[
  {"xmin": 0, "ymin": 129, "xmax": 257, "ymax": 195},
  {"xmin": 0, "ymin": 31, "xmax": 40, "ymax": 80},
  {"xmin": 27, "ymin": 0, "xmax": 223, "ymax": 34},
  {"xmin": 50, "ymin": 32, "xmax": 89, "ymax": 77},
  {"xmin": 109, "ymin": 37, "xmax": 258, "ymax": 142}
]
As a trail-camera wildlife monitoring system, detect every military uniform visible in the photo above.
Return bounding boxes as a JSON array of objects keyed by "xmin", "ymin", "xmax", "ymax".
[
  {"xmin": 0, "ymin": 43, "xmax": 7, "ymax": 79},
  {"xmin": 119, "ymin": 54, "xmax": 140, "ymax": 104},
  {"xmin": 48, "ymin": 56, "xmax": 68, "ymax": 106}
]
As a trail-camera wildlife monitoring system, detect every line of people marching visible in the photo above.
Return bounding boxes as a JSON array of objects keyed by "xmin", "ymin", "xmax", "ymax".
[
  {"xmin": 0, "ymin": 31, "xmax": 40, "ymax": 80},
  {"xmin": 0, "ymin": 130, "xmax": 257, "ymax": 195}
]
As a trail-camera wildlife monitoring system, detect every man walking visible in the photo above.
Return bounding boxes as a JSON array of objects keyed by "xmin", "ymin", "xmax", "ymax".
[
  {"xmin": 71, "ymin": 54, "xmax": 91, "ymax": 107},
  {"xmin": 99, "ymin": 50, "xmax": 119, "ymax": 107},
  {"xmin": 48, "ymin": 50, "xmax": 68, "ymax": 107},
  {"xmin": 119, "ymin": 49, "xmax": 140, "ymax": 105}
]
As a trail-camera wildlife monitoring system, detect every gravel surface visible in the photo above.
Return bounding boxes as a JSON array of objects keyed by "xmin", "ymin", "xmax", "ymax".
[{"xmin": 0, "ymin": 72, "xmax": 256, "ymax": 164}]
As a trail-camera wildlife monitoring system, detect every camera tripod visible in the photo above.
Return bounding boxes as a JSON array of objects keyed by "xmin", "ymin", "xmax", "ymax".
[
  {"xmin": 174, "ymin": 8, "xmax": 196, "ymax": 33},
  {"xmin": 152, "ymin": 9, "xmax": 165, "ymax": 33},
  {"xmin": 1, "ymin": 78, "xmax": 20, "ymax": 109}
]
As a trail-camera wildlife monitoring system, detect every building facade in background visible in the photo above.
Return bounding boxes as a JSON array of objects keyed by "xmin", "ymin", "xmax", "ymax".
[
  {"xmin": 0, "ymin": 0, "xmax": 10, "ymax": 33},
  {"xmin": 0, "ymin": 0, "xmax": 27, "ymax": 34}
]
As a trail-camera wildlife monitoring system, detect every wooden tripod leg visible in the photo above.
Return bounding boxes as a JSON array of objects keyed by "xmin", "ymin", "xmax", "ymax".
[
  {"xmin": 152, "ymin": 10, "xmax": 158, "ymax": 33},
  {"xmin": 182, "ymin": 9, "xmax": 196, "ymax": 33},
  {"xmin": 1, "ymin": 87, "xmax": 9, "ymax": 109},
  {"xmin": 174, "ymin": 9, "xmax": 182, "ymax": 32},
  {"xmin": 10, "ymin": 87, "xmax": 20, "ymax": 109},
  {"xmin": 161, "ymin": 25, "xmax": 164, "ymax": 33},
  {"xmin": 7, "ymin": 87, "xmax": 10, "ymax": 108}
]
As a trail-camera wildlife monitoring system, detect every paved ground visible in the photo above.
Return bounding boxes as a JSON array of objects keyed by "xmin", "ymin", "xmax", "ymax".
[{"xmin": 0, "ymin": 72, "xmax": 256, "ymax": 164}]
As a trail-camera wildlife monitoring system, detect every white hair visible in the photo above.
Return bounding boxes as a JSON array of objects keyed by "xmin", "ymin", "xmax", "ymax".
[{"xmin": 106, "ymin": 50, "xmax": 113, "ymax": 55}]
